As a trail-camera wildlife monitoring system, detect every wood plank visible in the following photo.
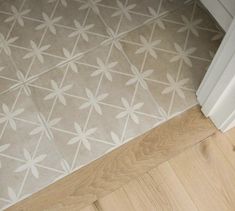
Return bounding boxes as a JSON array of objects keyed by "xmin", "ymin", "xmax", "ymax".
[
  {"xmin": 7, "ymin": 106, "xmax": 216, "ymax": 211},
  {"xmin": 170, "ymin": 134, "xmax": 235, "ymax": 211},
  {"xmin": 148, "ymin": 162, "xmax": 198, "ymax": 211},
  {"xmin": 214, "ymin": 129, "xmax": 235, "ymax": 170},
  {"xmin": 122, "ymin": 178, "xmax": 156, "ymax": 211},
  {"xmin": 95, "ymin": 188, "xmax": 136, "ymax": 211},
  {"xmin": 80, "ymin": 205, "xmax": 99, "ymax": 211}
]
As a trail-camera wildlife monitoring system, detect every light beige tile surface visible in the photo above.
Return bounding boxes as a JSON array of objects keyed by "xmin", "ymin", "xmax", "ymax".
[{"xmin": 0, "ymin": 0, "xmax": 223, "ymax": 209}]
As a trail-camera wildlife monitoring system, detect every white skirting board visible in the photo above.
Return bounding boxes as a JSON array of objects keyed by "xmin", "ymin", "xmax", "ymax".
[
  {"xmin": 197, "ymin": 18, "xmax": 235, "ymax": 132},
  {"xmin": 200, "ymin": 0, "xmax": 235, "ymax": 31}
]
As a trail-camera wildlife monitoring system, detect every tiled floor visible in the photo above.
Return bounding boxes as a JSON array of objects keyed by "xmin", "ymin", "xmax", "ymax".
[{"xmin": 0, "ymin": 0, "xmax": 223, "ymax": 209}]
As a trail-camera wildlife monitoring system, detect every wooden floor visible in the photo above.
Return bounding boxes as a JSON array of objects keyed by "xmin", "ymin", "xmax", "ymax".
[
  {"xmin": 83, "ymin": 128, "xmax": 235, "ymax": 211},
  {"xmin": 7, "ymin": 106, "xmax": 235, "ymax": 211}
]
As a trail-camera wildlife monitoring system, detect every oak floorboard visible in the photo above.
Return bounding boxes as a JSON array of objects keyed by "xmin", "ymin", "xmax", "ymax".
[
  {"xmin": 80, "ymin": 205, "xmax": 98, "ymax": 211},
  {"xmin": 170, "ymin": 134, "xmax": 235, "ymax": 211},
  {"xmin": 148, "ymin": 162, "xmax": 198, "ymax": 211},
  {"xmin": 214, "ymin": 130, "xmax": 235, "ymax": 170},
  {"xmin": 95, "ymin": 188, "xmax": 136, "ymax": 211}
]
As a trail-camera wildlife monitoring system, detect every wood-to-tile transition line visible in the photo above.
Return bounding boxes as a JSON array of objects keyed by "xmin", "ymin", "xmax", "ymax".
[{"xmin": 6, "ymin": 106, "xmax": 216, "ymax": 211}]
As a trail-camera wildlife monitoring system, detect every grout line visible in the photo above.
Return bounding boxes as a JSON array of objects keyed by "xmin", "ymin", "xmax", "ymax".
[
  {"xmin": 70, "ymin": 20, "xmax": 117, "ymax": 170},
  {"xmin": 25, "ymin": 0, "xmax": 60, "ymax": 78},
  {"xmin": 119, "ymin": 3, "xmax": 162, "ymax": 142},
  {"xmin": 0, "ymin": 153, "xmax": 25, "ymax": 163},
  {"xmin": 14, "ymin": 0, "xmax": 62, "ymax": 200},
  {"xmin": 70, "ymin": 0, "xmax": 129, "ymax": 169},
  {"xmin": 1, "ymin": 0, "xmax": 213, "ymax": 97},
  {"xmin": 167, "ymin": 0, "xmax": 198, "ymax": 117},
  {"xmin": 45, "ymin": 8, "xmax": 92, "ymax": 170}
]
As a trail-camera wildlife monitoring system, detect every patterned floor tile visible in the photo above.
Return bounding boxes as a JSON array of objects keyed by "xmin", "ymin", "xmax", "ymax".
[
  {"xmin": 0, "ymin": 12, "xmax": 13, "ymax": 37},
  {"xmin": 0, "ymin": 0, "xmax": 224, "ymax": 209},
  {"xmin": 22, "ymin": 0, "xmax": 56, "ymax": 21},
  {"xmin": 0, "ymin": 0, "xmax": 22, "ymax": 13},
  {"xmin": 9, "ymin": 18, "xmax": 44, "ymax": 49}
]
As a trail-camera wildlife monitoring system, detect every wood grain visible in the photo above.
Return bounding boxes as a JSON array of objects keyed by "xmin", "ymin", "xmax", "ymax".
[
  {"xmin": 170, "ymin": 134, "xmax": 235, "ymax": 211},
  {"xmin": 80, "ymin": 205, "xmax": 98, "ymax": 211},
  {"xmin": 122, "ymin": 177, "xmax": 157, "ymax": 211},
  {"xmin": 95, "ymin": 129, "xmax": 235, "ymax": 211},
  {"xmin": 7, "ymin": 106, "xmax": 216, "ymax": 211},
  {"xmin": 214, "ymin": 129, "xmax": 235, "ymax": 170},
  {"xmin": 95, "ymin": 188, "xmax": 136, "ymax": 211},
  {"xmin": 148, "ymin": 162, "xmax": 198, "ymax": 211}
]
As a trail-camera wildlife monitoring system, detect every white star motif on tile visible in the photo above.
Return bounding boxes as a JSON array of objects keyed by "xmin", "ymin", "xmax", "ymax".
[
  {"xmin": 15, "ymin": 149, "xmax": 47, "ymax": 178},
  {"xmin": 147, "ymin": 7, "xmax": 166, "ymax": 29},
  {"xmin": 44, "ymin": 80, "xmax": 72, "ymax": 105},
  {"xmin": 170, "ymin": 43, "xmax": 196, "ymax": 67},
  {"xmin": 110, "ymin": 131, "xmax": 121, "ymax": 145},
  {"xmin": 60, "ymin": 159, "xmax": 71, "ymax": 174},
  {"xmin": 79, "ymin": 89, "xmax": 108, "ymax": 115},
  {"xmin": 211, "ymin": 30, "xmax": 223, "ymax": 41},
  {"xmin": 23, "ymin": 40, "xmax": 50, "ymax": 63},
  {"xmin": 126, "ymin": 65, "xmax": 153, "ymax": 89},
  {"xmin": 67, "ymin": 122, "xmax": 97, "ymax": 151},
  {"xmin": 112, "ymin": 0, "xmax": 136, "ymax": 21},
  {"xmin": 69, "ymin": 20, "xmax": 94, "ymax": 41},
  {"xmin": 35, "ymin": 12, "xmax": 62, "ymax": 34},
  {"xmin": 116, "ymin": 98, "xmax": 144, "ymax": 124},
  {"xmin": 91, "ymin": 57, "xmax": 118, "ymax": 81},
  {"xmin": 79, "ymin": 0, "xmax": 101, "ymax": 14},
  {"xmin": 62, "ymin": 48, "xmax": 83, "ymax": 72},
  {"xmin": 178, "ymin": 15, "xmax": 202, "ymax": 36},
  {"xmin": 30, "ymin": 113, "xmax": 61, "ymax": 139},
  {"xmin": 7, "ymin": 187, "xmax": 18, "ymax": 203},
  {"xmin": 162, "ymin": 73, "xmax": 189, "ymax": 99},
  {"xmin": 0, "ymin": 104, "xmax": 24, "ymax": 130},
  {"xmin": 135, "ymin": 35, "xmax": 161, "ymax": 59},
  {"xmin": 4, "ymin": 5, "xmax": 30, "ymax": 26},
  {"xmin": 102, "ymin": 28, "xmax": 123, "ymax": 50},
  {"xmin": 0, "ymin": 33, "xmax": 18, "ymax": 56},
  {"xmin": 10, "ymin": 71, "xmax": 38, "ymax": 96}
]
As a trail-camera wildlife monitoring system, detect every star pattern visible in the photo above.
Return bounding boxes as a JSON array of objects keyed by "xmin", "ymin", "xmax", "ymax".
[
  {"xmin": 30, "ymin": 113, "xmax": 61, "ymax": 139},
  {"xmin": 79, "ymin": 0, "xmax": 102, "ymax": 14},
  {"xmin": 135, "ymin": 35, "xmax": 161, "ymax": 58},
  {"xmin": 15, "ymin": 149, "xmax": 47, "ymax": 178},
  {"xmin": 4, "ymin": 6, "xmax": 30, "ymax": 26},
  {"xmin": 35, "ymin": 13, "xmax": 62, "ymax": 34},
  {"xmin": 44, "ymin": 80, "xmax": 73, "ymax": 105},
  {"xmin": 67, "ymin": 122, "xmax": 97, "ymax": 151},
  {"xmin": 69, "ymin": 20, "xmax": 94, "ymax": 41},
  {"xmin": 91, "ymin": 58, "xmax": 118, "ymax": 81},
  {"xmin": 171, "ymin": 43, "xmax": 196, "ymax": 67},
  {"xmin": 23, "ymin": 40, "xmax": 51, "ymax": 63},
  {"xmin": 79, "ymin": 89, "xmax": 108, "ymax": 115},
  {"xmin": 0, "ymin": 33, "xmax": 18, "ymax": 55},
  {"xmin": 126, "ymin": 65, "xmax": 153, "ymax": 89},
  {"xmin": 162, "ymin": 73, "xmax": 189, "ymax": 99},
  {"xmin": 0, "ymin": 0, "xmax": 224, "ymax": 210},
  {"xmin": 10, "ymin": 71, "xmax": 38, "ymax": 96},
  {"xmin": 178, "ymin": 15, "xmax": 202, "ymax": 36},
  {"xmin": 112, "ymin": 1, "xmax": 136, "ymax": 21},
  {"xmin": 116, "ymin": 98, "xmax": 144, "ymax": 124},
  {"xmin": 0, "ymin": 104, "xmax": 24, "ymax": 130}
]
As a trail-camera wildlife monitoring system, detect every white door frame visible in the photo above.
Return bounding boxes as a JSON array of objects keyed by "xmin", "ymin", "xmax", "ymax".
[{"xmin": 197, "ymin": 18, "xmax": 235, "ymax": 132}]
